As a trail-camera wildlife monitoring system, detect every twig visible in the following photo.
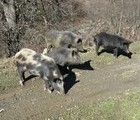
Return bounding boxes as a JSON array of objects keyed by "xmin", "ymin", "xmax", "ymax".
[{"xmin": 0, "ymin": 109, "xmax": 4, "ymax": 113}]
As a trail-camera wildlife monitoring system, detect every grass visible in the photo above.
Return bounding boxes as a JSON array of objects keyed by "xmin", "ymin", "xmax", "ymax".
[
  {"xmin": 51, "ymin": 90, "xmax": 140, "ymax": 120},
  {"xmin": 47, "ymin": 41, "xmax": 140, "ymax": 120},
  {"xmin": 0, "ymin": 58, "xmax": 18, "ymax": 91},
  {"xmin": 81, "ymin": 41, "xmax": 140, "ymax": 66},
  {"xmin": 0, "ymin": 41, "xmax": 139, "ymax": 90},
  {"xmin": 130, "ymin": 41, "xmax": 140, "ymax": 54},
  {"xmin": 0, "ymin": 41, "xmax": 140, "ymax": 119}
]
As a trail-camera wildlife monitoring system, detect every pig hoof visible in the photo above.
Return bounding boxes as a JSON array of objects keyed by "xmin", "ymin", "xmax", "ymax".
[
  {"xmin": 43, "ymin": 86, "xmax": 47, "ymax": 91},
  {"xmin": 19, "ymin": 81, "xmax": 24, "ymax": 86},
  {"xmin": 56, "ymin": 90, "xmax": 61, "ymax": 94},
  {"xmin": 47, "ymin": 89, "xmax": 52, "ymax": 93}
]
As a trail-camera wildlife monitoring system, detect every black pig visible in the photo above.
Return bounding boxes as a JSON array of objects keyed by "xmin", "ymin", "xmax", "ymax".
[
  {"xmin": 93, "ymin": 32, "xmax": 132, "ymax": 58},
  {"xmin": 45, "ymin": 30, "xmax": 84, "ymax": 53},
  {"xmin": 45, "ymin": 47, "xmax": 83, "ymax": 71}
]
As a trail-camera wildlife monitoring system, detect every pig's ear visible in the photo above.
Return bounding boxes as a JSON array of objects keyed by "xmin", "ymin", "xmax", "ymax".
[
  {"xmin": 123, "ymin": 41, "xmax": 133, "ymax": 45},
  {"xmin": 53, "ymin": 78, "xmax": 61, "ymax": 83},
  {"xmin": 123, "ymin": 42, "xmax": 127, "ymax": 45},
  {"xmin": 67, "ymin": 44, "xmax": 72, "ymax": 48},
  {"xmin": 128, "ymin": 41, "xmax": 133, "ymax": 44},
  {"xmin": 77, "ymin": 38, "xmax": 82, "ymax": 43},
  {"xmin": 72, "ymin": 50, "xmax": 76, "ymax": 56},
  {"xmin": 53, "ymin": 78, "xmax": 57, "ymax": 82}
]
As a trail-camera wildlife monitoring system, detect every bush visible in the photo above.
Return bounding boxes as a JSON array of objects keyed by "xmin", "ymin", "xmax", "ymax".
[{"xmin": 0, "ymin": 0, "xmax": 139, "ymax": 57}]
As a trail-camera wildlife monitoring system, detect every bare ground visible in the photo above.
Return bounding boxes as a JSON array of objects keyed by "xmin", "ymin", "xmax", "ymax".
[{"xmin": 0, "ymin": 42, "xmax": 140, "ymax": 120}]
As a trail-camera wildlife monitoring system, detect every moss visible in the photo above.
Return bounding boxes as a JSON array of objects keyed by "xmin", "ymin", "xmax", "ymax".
[{"xmin": 52, "ymin": 90, "xmax": 140, "ymax": 120}]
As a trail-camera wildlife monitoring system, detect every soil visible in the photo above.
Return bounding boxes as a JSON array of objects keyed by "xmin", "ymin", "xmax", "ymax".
[{"xmin": 0, "ymin": 47, "xmax": 140, "ymax": 120}]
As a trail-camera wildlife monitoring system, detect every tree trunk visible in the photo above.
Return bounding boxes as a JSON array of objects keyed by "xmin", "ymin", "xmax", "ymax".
[
  {"xmin": 0, "ymin": 0, "xmax": 21, "ymax": 57},
  {"xmin": 1, "ymin": 0, "xmax": 16, "ymax": 29}
]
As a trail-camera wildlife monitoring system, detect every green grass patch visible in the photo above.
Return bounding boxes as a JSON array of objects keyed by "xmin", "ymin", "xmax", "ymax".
[
  {"xmin": 0, "ymin": 70, "xmax": 18, "ymax": 89},
  {"xmin": 130, "ymin": 41, "xmax": 140, "ymax": 54},
  {"xmin": 0, "ymin": 41, "xmax": 139, "ymax": 90},
  {"xmin": 0, "ymin": 58, "xmax": 18, "ymax": 91},
  {"xmin": 81, "ymin": 41, "xmax": 140, "ymax": 66},
  {"xmin": 51, "ymin": 90, "xmax": 140, "ymax": 120}
]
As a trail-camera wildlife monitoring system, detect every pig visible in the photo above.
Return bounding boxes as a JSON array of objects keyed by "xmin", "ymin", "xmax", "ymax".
[
  {"xmin": 93, "ymin": 32, "xmax": 132, "ymax": 58},
  {"xmin": 43, "ymin": 47, "xmax": 83, "ymax": 71},
  {"xmin": 45, "ymin": 30, "xmax": 84, "ymax": 53},
  {"xmin": 14, "ymin": 48, "xmax": 64, "ymax": 94}
]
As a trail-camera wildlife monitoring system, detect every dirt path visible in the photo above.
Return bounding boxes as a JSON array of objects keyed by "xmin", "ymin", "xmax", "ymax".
[{"xmin": 0, "ymin": 47, "xmax": 140, "ymax": 120}]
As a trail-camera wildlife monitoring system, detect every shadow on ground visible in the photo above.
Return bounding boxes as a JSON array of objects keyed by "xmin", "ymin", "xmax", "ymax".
[
  {"xmin": 23, "ymin": 75, "xmax": 38, "ymax": 85},
  {"xmin": 98, "ymin": 49, "xmax": 133, "ymax": 58},
  {"xmin": 58, "ymin": 60, "xmax": 94, "ymax": 94},
  {"xmin": 69, "ymin": 60, "xmax": 94, "ymax": 71},
  {"xmin": 63, "ymin": 71, "xmax": 80, "ymax": 94}
]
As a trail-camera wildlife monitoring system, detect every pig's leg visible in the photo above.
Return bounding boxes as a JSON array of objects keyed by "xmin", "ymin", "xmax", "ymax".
[
  {"xmin": 46, "ymin": 43, "xmax": 53, "ymax": 53},
  {"xmin": 95, "ymin": 44, "xmax": 100, "ymax": 56},
  {"xmin": 43, "ymin": 76, "xmax": 53, "ymax": 93},
  {"xmin": 113, "ymin": 47, "xmax": 118, "ymax": 58},
  {"xmin": 17, "ymin": 65, "xmax": 25, "ymax": 86}
]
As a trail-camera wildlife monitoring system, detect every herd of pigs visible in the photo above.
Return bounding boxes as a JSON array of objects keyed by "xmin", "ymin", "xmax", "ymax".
[{"xmin": 14, "ymin": 30, "xmax": 133, "ymax": 94}]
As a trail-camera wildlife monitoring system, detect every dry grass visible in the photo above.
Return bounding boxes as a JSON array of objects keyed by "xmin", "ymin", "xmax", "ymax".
[
  {"xmin": 0, "ymin": 0, "xmax": 140, "ymax": 56},
  {"xmin": 51, "ymin": 90, "xmax": 140, "ymax": 120}
]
